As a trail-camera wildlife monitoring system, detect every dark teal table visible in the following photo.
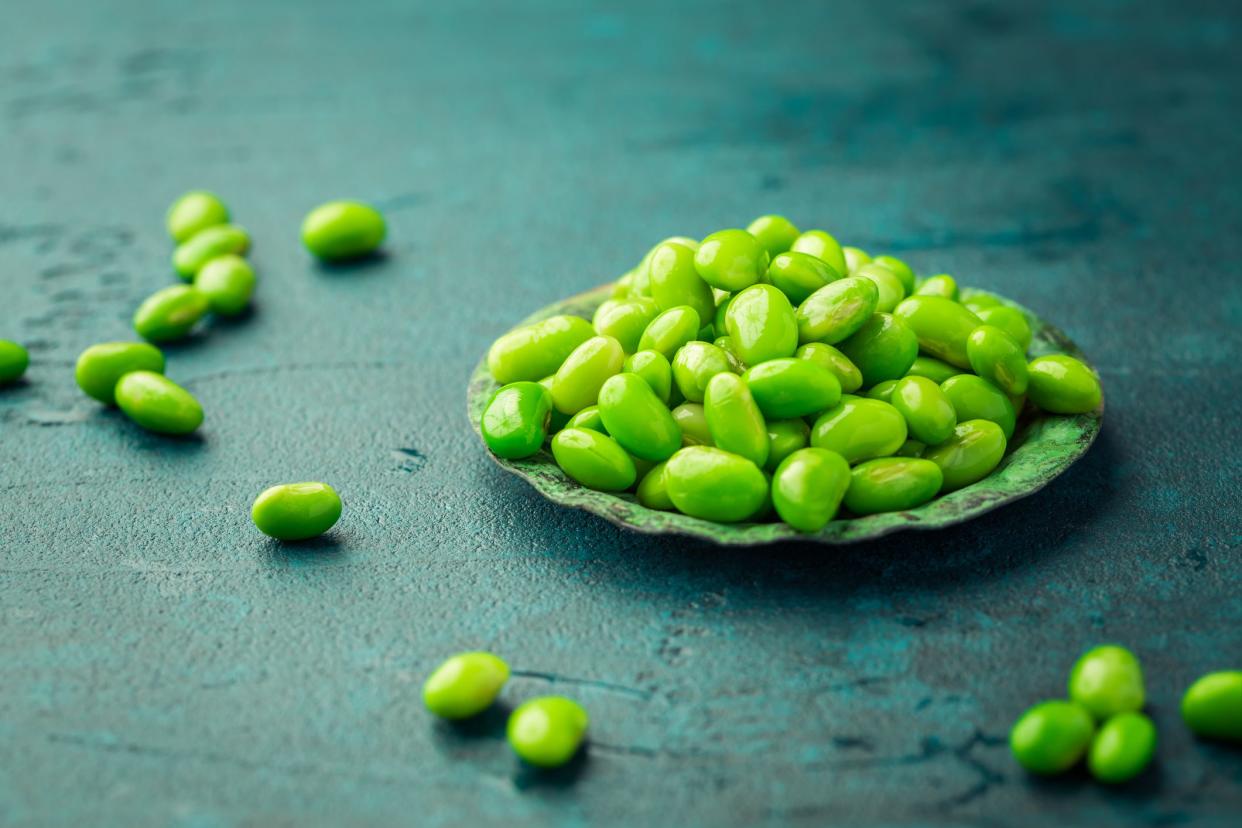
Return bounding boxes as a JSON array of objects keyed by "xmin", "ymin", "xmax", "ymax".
[{"xmin": 2, "ymin": 0, "xmax": 1239, "ymax": 825}]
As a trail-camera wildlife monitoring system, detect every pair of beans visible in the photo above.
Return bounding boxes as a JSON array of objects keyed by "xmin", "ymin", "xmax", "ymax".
[{"xmin": 423, "ymin": 652, "xmax": 589, "ymax": 768}]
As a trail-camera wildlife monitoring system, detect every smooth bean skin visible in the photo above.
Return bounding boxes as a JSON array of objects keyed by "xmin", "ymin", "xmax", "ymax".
[
  {"xmin": 896, "ymin": 439, "xmax": 926, "ymax": 458},
  {"xmin": 665, "ymin": 446, "xmax": 768, "ymax": 523},
  {"xmin": 922, "ymin": 419, "xmax": 1007, "ymax": 492},
  {"xmin": 538, "ymin": 375, "xmax": 572, "ymax": 433},
  {"xmin": 891, "ymin": 376, "xmax": 957, "ymax": 445},
  {"xmin": 975, "ymin": 305, "xmax": 1033, "ymax": 351},
  {"xmin": 915, "ymin": 273, "xmax": 959, "ymax": 300},
  {"xmin": 837, "ymin": 313, "xmax": 919, "ymax": 386},
  {"xmin": 865, "ymin": 379, "xmax": 898, "ymax": 403},
  {"xmin": 597, "ymin": 373, "xmax": 682, "ymax": 461},
  {"xmin": 842, "ymin": 246, "xmax": 871, "ymax": 273},
  {"xmin": 251, "ymin": 482, "xmax": 342, "ymax": 541},
  {"xmin": 592, "ymin": 298, "xmax": 659, "ymax": 354},
  {"xmin": 872, "ymin": 255, "xmax": 916, "ymax": 294},
  {"xmin": 482, "ymin": 381, "xmax": 554, "ymax": 459},
  {"xmin": 856, "ymin": 263, "xmax": 906, "ymax": 313},
  {"xmin": 968, "ymin": 325, "xmax": 1030, "ymax": 395},
  {"xmin": 772, "ymin": 448, "xmax": 851, "ymax": 532},
  {"xmin": 893, "ymin": 295, "xmax": 983, "ymax": 368},
  {"xmin": 767, "ymin": 251, "xmax": 840, "ymax": 305},
  {"xmin": 623, "ymin": 349, "xmax": 673, "ymax": 403},
  {"xmin": 166, "ymin": 190, "xmax": 229, "ymax": 243},
  {"xmin": 672, "ymin": 403, "xmax": 713, "ymax": 446},
  {"xmin": 634, "ymin": 236, "xmax": 699, "ymax": 296},
  {"xmin": 764, "ymin": 419, "xmax": 810, "ymax": 473},
  {"xmin": 0, "ymin": 340, "xmax": 30, "ymax": 385},
  {"xmin": 488, "ymin": 315, "xmax": 595, "ymax": 385},
  {"xmin": 566, "ymin": 406, "xmax": 607, "ymax": 433},
  {"xmin": 795, "ymin": 342, "xmax": 862, "ymax": 393},
  {"xmin": 610, "ymin": 271, "xmax": 634, "ymax": 299},
  {"xmin": 712, "ymin": 336, "xmax": 745, "ymax": 371},
  {"xmin": 132, "ymin": 285, "xmax": 210, "ymax": 343},
  {"xmin": 703, "ymin": 373, "xmax": 769, "ymax": 467},
  {"xmin": 636, "ymin": 461, "xmax": 674, "ymax": 510},
  {"xmin": 1010, "ymin": 700, "xmax": 1095, "ymax": 775},
  {"xmin": 550, "ymin": 335, "xmax": 625, "ymax": 415},
  {"xmin": 962, "ymin": 292, "xmax": 1002, "ymax": 313},
  {"xmin": 941, "ymin": 375, "xmax": 1018, "ymax": 439},
  {"xmin": 648, "ymin": 242, "xmax": 717, "ymax": 323},
  {"xmin": 75, "ymin": 342, "xmax": 167, "ymax": 403},
  {"xmin": 301, "ymin": 201, "xmax": 386, "ymax": 261},
  {"xmin": 906, "ymin": 355, "xmax": 960, "ymax": 384},
  {"xmin": 694, "ymin": 229, "xmax": 769, "ymax": 292},
  {"xmin": 743, "ymin": 358, "xmax": 841, "ymax": 419},
  {"xmin": 423, "ymin": 652, "xmax": 510, "ymax": 720},
  {"xmin": 790, "ymin": 229, "xmax": 847, "ymax": 275},
  {"xmin": 795, "ymin": 276, "xmax": 878, "ymax": 345},
  {"xmin": 194, "ymin": 254, "xmax": 256, "ymax": 315},
  {"xmin": 1027, "ymin": 355, "xmax": 1102, "ymax": 414},
  {"xmin": 550, "ymin": 428, "xmax": 636, "ymax": 491},
  {"xmin": 725, "ymin": 284, "xmax": 799, "ymax": 366},
  {"xmin": 672, "ymin": 341, "xmax": 736, "ymax": 403},
  {"xmin": 507, "ymin": 696, "xmax": 589, "ymax": 768},
  {"xmin": 712, "ymin": 294, "xmax": 734, "ymax": 339},
  {"xmin": 1089, "ymin": 713, "xmax": 1156, "ymax": 783},
  {"xmin": 810, "ymin": 397, "xmax": 907, "ymax": 464},
  {"xmin": 1181, "ymin": 671, "xmax": 1242, "ymax": 742},
  {"xmin": 1068, "ymin": 645, "xmax": 1146, "ymax": 719},
  {"xmin": 638, "ymin": 306, "xmax": 701, "ymax": 359},
  {"xmin": 843, "ymin": 457, "xmax": 943, "ymax": 515},
  {"xmin": 746, "ymin": 215, "xmax": 800, "ymax": 258},
  {"xmin": 172, "ymin": 224, "xmax": 250, "ymax": 279}
]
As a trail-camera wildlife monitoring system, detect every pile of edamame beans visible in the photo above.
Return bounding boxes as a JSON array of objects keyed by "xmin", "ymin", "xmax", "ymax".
[{"xmin": 482, "ymin": 216, "xmax": 1104, "ymax": 531}]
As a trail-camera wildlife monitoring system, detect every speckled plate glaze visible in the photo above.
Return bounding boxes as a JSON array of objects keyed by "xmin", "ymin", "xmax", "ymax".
[{"xmin": 468, "ymin": 284, "xmax": 1103, "ymax": 545}]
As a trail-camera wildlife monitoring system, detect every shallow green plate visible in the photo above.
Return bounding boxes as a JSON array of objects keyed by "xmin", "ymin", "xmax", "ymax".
[{"xmin": 467, "ymin": 284, "xmax": 1102, "ymax": 545}]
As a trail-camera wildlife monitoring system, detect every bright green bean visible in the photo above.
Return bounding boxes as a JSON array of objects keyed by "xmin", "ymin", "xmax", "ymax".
[
  {"xmin": 301, "ymin": 200, "xmax": 386, "ymax": 261},
  {"xmin": 423, "ymin": 652, "xmax": 510, "ymax": 720},
  {"xmin": 771, "ymin": 447, "xmax": 850, "ymax": 531},
  {"xmin": 0, "ymin": 340, "xmax": 30, "ymax": 385},
  {"xmin": 507, "ymin": 696, "xmax": 589, "ymax": 768},
  {"xmin": 166, "ymin": 190, "xmax": 229, "ymax": 243},
  {"xmin": 251, "ymin": 481, "xmax": 342, "ymax": 540}
]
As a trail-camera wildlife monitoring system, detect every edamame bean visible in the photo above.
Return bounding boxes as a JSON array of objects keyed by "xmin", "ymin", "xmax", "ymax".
[
  {"xmin": 893, "ymin": 295, "xmax": 982, "ymax": 368},
  {"xmin": 915, "ymin": 273, "xmax": 959, "ymax": 300},
  {"xmin": 856, "ymin": 263, "xmax": 906, "ymax": 313},
  {"xmin": 922, "ymin": 419, "xmax": 1007, "ymax": 492},
  {"xmin": 194, "ymin": 254, "xmax": 256, "ymax": 316},
  {"xmin": 891, "ymin": 376, "xmax": 957, "ymax": 445},
  {"xmin": 865, "ymin": 379, "xmax": 898, "ymax": 403},
  {"xmin": 772, "ymin": 447, "xmax": 850, "ymax": 531},
  {"xmin": 961, "ymin": 292, "xmax": 1002, "ymax": 313},
  {"xmin": 895, "ymin": 439, "xmax": 926, "ymax": 458},
  {"xmin": 648, "ymin": 241, "xmax": 717, "ymax": 323},
  {"xmin": 166, "ymin": 190, "xmax": 229, "ymax": 243},
  {"xmin": 423, "ymin": 652, "xmax": 510, "ymax": 720},
  {"xmin": 796, "ymin": 342, "xmax": 862, "ymax": 392},
  {"xmin": 712, "ymin": 293, "xmax": 733, "ymax": 339},
  {"xmin": 598, "ymin": 373, "xmax": 682, "ymax": 461},
  {"xmin": 0, "ymin": 340, "xmax": 30, "ymax": 385},
  {"xmin": 905, "ymin": 355, "xmax": 960, "ymax": 384},
  {"xmin": 764, "ymin": 419, "xmax": 810, "ymax": 472},
  {"xmin": 482, "ymin": 381, "xmax": 554, "ymax": 459},
  {"xmin": 713, "ymin": 336, "xmax": 745, "ymax": 371},
  {"xmin": 538, "ymin": 375, "xmax": 572, "ymax": 433},
  {"xmin": 611, "ymin": 271, "xmax": 634, "ymax": 298},
  {"xmin": 968, "ymin": 325, "xmax": 1029, "ymax": 395},
  {"xmin": 488, "ymin": 315, "xmax": 595, "ymax": 385},
  {"xmin": 795, "ymin": 277, "xmax": 879, "ymax": 346},
  {"xmin": 550, "ymin": 335, "xmax": 625, "ymax": 415},
  {"xmin": 637, "ymin": 461, "xmax": 674, "ymax": 510},
  {"xmin": 665, "ymin": 446, "xmax": 768, "ymax": 522},
  {"xmin": 694, "ymin": 229, "xmax": 769, "ymax": 291},
  {"xmin": 1027, "ymin": 355, "xmax": 1102, "ymax": 414},
  {"xmin": 1010, "ymin": 700, "xmax": 1095, "ymax": 775},
  {"xmin": 1181, "ymin": 671, "xmax": 1242, "ymax": 742},
  {"xmin": 593, "ymin": 297, "xmax": 660, "ymax": 353},
  {"xmin": 975, "ymin": 305, "xmax": 1032, "ymax": 351},
  {"xmin": 872, "ymin": 255, "xmax": 916, "ymax": 294},
  {"xmin": 725, "ymin": 284, "xmax": 799, "ymax": 365},
  {"xmin": 703, "ymin": 373, "xmax": 769, "ymax": 467},
  {"xmin": 743, "ymin": 358, "xmax": 841, "ymax": 419},
  {"xmin": 301, "ymin": 200, "xmax": 386, "ymax": 261},
  {"xmin": 507, "ymin": 696, "xmax": 589, "ymax": 768},
  {"xmin": 810, "ymin": 397, "xmax": 907, "ymax": 464},
  {"xmin": 672, "ymin": 341, "xmax": 736, "ymax": 403},
  {"xmin": 766, "ymin": 251, "xmax": 840, "ymax": 305},
  {"xmin": 133, "ymin": 285, "xmax": 210, "ymax": 342},
  {"xmin": 637, "ymin": 306, "xmax": 701, "ymax": 359},
  {"xmin": 790, "ymin": 229, "xmax": 847, "ymax": 275},
  {"xmin": 623, "ymin": 349, "xmax": 673, "ymax": 403},
  {"xmin": 941, "ymin": 375, "xmax": 1018, "ymax": 439},
  {"xmin": 746, "ymin": 215, "xmax": 800, "ymax": 258},
  {"xmin": 551, "ymin": 428, "xmax": 636, "ymax": 491},
  {"xmin": 1088, "ymin": 712, "xmax": 1156, "ymax": 783},
  {"xmin": 837, "ymin": 313, "xmax": 919, "ymax": 386},
  {"xmin": 1068, "ymin": 645, "xmax": 1145, "ymax": 720},
  {"xmin": 251, "ymin": 481, "xmax": 342, "ymax": 540},
  {"xmin": 842, "ymin": 246, "xmax": 871, "ymax": 272},
  {"xmin": 172, "ymin": 224, "xmax": 250, "ymax": 279},
  {"xmin": 672, "ymin": 402, "xmax": 713, "ymax": 446},
  {"xmin": 634, "ymin": 236, "xmax": 699, "ymax": 296},
  {"xmin": 566, "ymin": 406, "xmax": 607, "ymax": 433},
  {"xmin": 843, "ymin": 457, "xmax": 943, "ymax": 515}
]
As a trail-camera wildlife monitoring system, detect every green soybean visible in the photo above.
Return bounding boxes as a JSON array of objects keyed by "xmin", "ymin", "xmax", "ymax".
[
  {"xmin": 648, "ymin": 241, "xmax": 717, "ymax": 323},
  {"xmin": 922, "ymin": 419, "xmax": 1007, "ymax": 492},
  {"xmin": 712, "ymin": 293, "xmax": 734, "ymax": 339},
  {"xmin": 638, "ymin": 306, "xmax": 701, "ymax": 359},
  {"xmin": 844, "ymin": 457, "xmax": 943, "ymax": 515},
  {"xmin": 766, "ymin": 251, "xmax": 840, "ymax": 305},
  {"xmin": 810, "ymin": 397, "xmax": 907, "ymax": 464},
  {"xmin": 975, "ymin": 305, "xmax": 1033, "ymax": 351},
  {"xmin": 961, "ymin": 292, "xmax": 1002, "ymax": 313},
  {"xmin": 423, "ymin": 652, "xmax": 510, "ymax": 720},
  {"xmin": 725, "ymin": 284, "xmax": 799, "ymax": 366},
  {"xmin": 634, "ymin": 236, "xmax": 699, "ymax": 296},
  {"xmin": 842, "ymin": 246, "xmax": 871, "ymax": 272},
  {"xmin": 891, "ymin": 376, "xmax": 957, "ymax": 445},
  {"xmin": 550, "ymin": 335, "xmax": 625, "ymax": 415},
  {"xmin": 795, "ymin": 342, "xmax": 862, "ymax": 393},
  {"xmin": 743, "ymin": 358, "xmax": 841, "ymax": 419},
  {"xmin": 301, "ymin": 200, "xmax": 386, "ymax": 261},
  {"xmin": 566, "ymin": 406, "xmax": 607, "ymax": 433},
  {"xmin": 665, "ymin": 446, "xmax": 768, "ymax": 523},
  {"xmin": 0, "ymin": 340, "xmax": 30, "ymax": 385},
  {"xmin": 251, "ymin": 481, "xmax": 342, "ymax": 540},
  {"xmin": 592, "ymin": 297, "xmax": 660, "ymax": 354},
  {"xmin": 488, "ymin": 315, "xmax": 595, "ymax": 385},
  {"xmin": 1010, "ymin": 700, "xmax": 1095, "ymax": 775},
  {"xmin": 672, "ymin": 341, "xmax": 736, "ymax": 403},
  {"xmin": 795, "ymin": 276, "xmax": 878, "ymax": 345},
  {"xmin": 893, "ymin": 295, "xmax": 983, "ymax": 368},
  {"xmin": 166, "ymin": 190, "xmax": 229, "ymax": 243},
  {"xmin": 764, "ymin": 419, "xmax": 810, "ymax": 473},
  {"xmin": 538, "ymin": 375, "xmax": 572, "ymax": 433},
  {"xmin": 905, "ymin": 355, "xmax": 960, "ymax": 384},
  {"xmin": 712, "ymin": 336, "xmax": 745, "ymax": 371},
  {"xmin": 482, "ymin": 381, "xmax": 554, "ymax": 459},
  {"xmin": 694, "ymin": 229, "xmax": 769, "ymax": 291},
  {"xmin": 837, "ymin": 313, "xmax": 919, "ymax": 386},
  {"xmin": 551, "ymin": 428, "xmax": 636, "ymax": 491},
  {"xmin": 772, "ymin": 447, "xmax": 851, "ymax": 531},
  {"xmin": 1068, "ymin": 645, "xmax": 1145, "ymax": 720},
  {"xmin": 790, "ymin": 229, "xmax": 847, "ymax": 275},
  {"xmin": 915, "ymin": 273, "xmax": 959, "ymax": 300},
  {"xmin": 895, "ymin": 439, "xmax": 926, "ymax": 458},
  {"xmin": 968, "ymin": 325, "xmax": 1029, "ymax": 395},
  {"xmin": 133, "ymin": 285, "xmax": 210, "ymax": 343},
  {"xmin": 172, "ymin": 224, "xmax": 250, "ymax": 279},
  {"xmin": 1027, "ymin": 355, "xmax": 1102, "ymax": 414},
  {"xmin": 1181, "ymin": 671, "xmax": 1242, "ymax": 742},
  {"xmin": 598, "ymin": 373, "xmax": 681, "ymax": 461},
  {"xmin": 865, "ymin": 379, "xmax": 898, "ymax": 403},
  {"xmin": 941, "ymin": 374, "xmax": 1018, "ymax": 439},
  {"xmin": 703, "ymin": 373, "xmax": 769, "ymax": 467},
  {"xmin": 746, "ymin": 215, "xmax": 800, "ymax": 258},
  {"xmin": 623, "ymin": 349, "xmax": 673, "ymax": 403},
  {"xmin": 74, "ymin": 342, "xmax": 167, "ymax": 403},
  {"xmin": 672, "ymin": 403, "xmax": 713, "ymax": 447},
  {"xmin": 636, "ymin": 461, "xmax": 675, "ymax": 510},
  {"xmin": 1088, "ymin": 712, "xmax": 1156, "ymax": 783},
  {"xmin": 856, "ymin": 263, "xmax": 906, "ymax": 313},
  {"xmin": 194, "ymin": 254, "xmax": 256, "ymax": 316},
  {"xmin": 872, "ymin": 255, "xmax": 916, "ymax": 294},
  {"xmin": 507, "ymin": 696, "xmax": 589, "ymax": 768}
]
